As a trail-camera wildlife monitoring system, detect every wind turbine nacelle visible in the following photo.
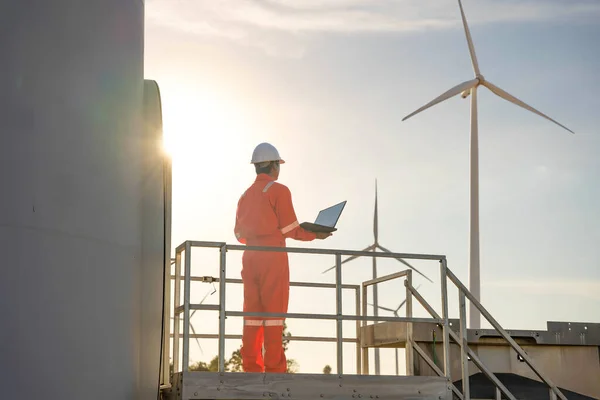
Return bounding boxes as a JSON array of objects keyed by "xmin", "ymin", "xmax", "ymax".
[{"xmin": 461, "ymin": 89, "xmax": 472, "ymax": 99}]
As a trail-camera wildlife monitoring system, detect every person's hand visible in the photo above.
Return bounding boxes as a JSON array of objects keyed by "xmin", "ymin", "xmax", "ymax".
[{"xmin": 315, "ymin": 232, "xmax": 332, "ymax": 240}]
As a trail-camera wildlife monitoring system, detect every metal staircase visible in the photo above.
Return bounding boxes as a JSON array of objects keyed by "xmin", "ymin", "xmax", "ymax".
[{"xmin": 160, "ymin": 241, "xmax": 572, "ymax": 400}]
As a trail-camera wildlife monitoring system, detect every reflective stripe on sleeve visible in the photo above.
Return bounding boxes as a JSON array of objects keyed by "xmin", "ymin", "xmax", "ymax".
[
  {"xmin": 264, "ymin": 320, "xmax": 284, "ymax": 327},
  {"xmin": 281, "ymin": 221, "xmax": 299, "ymax": 234},
  {"xmin": 244, "ymin": 320, "xmax": 263, "ymax": 326}
]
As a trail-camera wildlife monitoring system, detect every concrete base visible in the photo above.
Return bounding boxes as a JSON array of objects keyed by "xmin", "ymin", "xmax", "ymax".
[{"xmin": 359, "ymin": 321, "xmax": 600, "ymax": 399}]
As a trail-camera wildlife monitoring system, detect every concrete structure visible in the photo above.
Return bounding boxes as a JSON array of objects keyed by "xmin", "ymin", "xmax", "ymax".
[
  {"xmin": 0, "ymin": 2, "xmax": 169, "ymax": 399},
  {"xmin": 361, "ymin": 321, "xmax": 600, "ymax": 399}
]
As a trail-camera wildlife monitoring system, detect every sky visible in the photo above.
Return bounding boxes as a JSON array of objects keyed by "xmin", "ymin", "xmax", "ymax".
[{"xmin": 144, "ymin": 0, "xmax": 600, "ymax": 375}]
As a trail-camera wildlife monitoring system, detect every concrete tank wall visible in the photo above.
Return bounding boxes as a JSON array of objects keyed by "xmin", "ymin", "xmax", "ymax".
[
  {"xmin": 0, "ymin": 1, "xmax": 146, "ymax": 399},
  {"xmin": 141, "ymin": 79, "xmax": 172, "ymax": 397}
]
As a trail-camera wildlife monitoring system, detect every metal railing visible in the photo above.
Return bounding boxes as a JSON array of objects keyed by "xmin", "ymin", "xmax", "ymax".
[
  {"xmin": 361, "ymin": 269, "xmax": 415, "ymax": 376},
  {"xmin": 165, "ymin": 240, "xmax": 568, "ymax": 400},
  {"xmin": 169, "ymin": 241, "xmax": 443, "ymax": 376}
]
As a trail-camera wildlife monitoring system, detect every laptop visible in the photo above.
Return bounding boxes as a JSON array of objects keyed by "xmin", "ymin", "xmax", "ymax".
[{"xmin": 300, "ymin": 201, "xmax": 347, "ymax": 233}]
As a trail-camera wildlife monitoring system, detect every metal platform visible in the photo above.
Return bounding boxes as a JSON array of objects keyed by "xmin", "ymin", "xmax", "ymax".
[
  {"xmin": 160, "ymin": 241, "xmax": 580, "ymax": 400},
  {"xmin": 170, "ymin": 372, "xmax": 452, "ymax": 400}
]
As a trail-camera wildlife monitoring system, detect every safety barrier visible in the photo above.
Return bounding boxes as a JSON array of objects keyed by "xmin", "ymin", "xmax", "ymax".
[{"xmin": 163, "ymin": 240, "xmax": 567, "ymax": 400}]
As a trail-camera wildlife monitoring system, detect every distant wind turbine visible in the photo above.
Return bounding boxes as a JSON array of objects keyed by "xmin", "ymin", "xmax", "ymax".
[
  {"xmin": 322, "ymin": 180, "xmax": 432, "ymax": 375},
  {"xmin": 171, "ymin": 289, "xmax": 213, "ymax": 355},
  {"xmin": 402, "ymin": 0, "xmax": 573, "ymax": 329}
]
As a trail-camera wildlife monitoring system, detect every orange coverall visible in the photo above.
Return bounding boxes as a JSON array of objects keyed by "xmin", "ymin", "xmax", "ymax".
[{"xmin": 234, "ymin": 173, "xmax": 316, "ymax": 373}]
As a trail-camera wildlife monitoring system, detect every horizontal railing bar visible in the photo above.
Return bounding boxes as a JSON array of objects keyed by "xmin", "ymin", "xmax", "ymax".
[
  {"xmin": 169, "ymin": 333, "xmax": 358, "ymax": 343},
  {"xmin": 182, "ymin": 241, "xmax": 445, "ymax": 261},
  {"xmin": 225, "ymin": 311, "xmax": 441, "ymax": 323},
  {"xmin": 178, "ymin": 306, "xmax": 439, "ymax": 323},
  {"xmin": 362, "ymin": 270, "xmax": 412, "ymax": 287},
  {"xmin": 228, "ymin": 244, "xmax": 444, "ymax": 260},
  {"xmin": 180, "ymin": 241, "xmax": 224, "ymax": 251},
  {"xmin": 175, "ymin": 304, "xmax": 220, "ymax": 314},
  {"xmin": 170, "ymin": 276, "xmax": 359, "ymax": 290},
  {"xmin": 446, "ymin": 268, "xmax": 567, "ymax": 400}
]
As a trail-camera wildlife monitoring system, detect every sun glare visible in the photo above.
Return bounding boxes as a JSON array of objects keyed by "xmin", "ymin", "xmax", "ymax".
[{"xmin": 161, "ymin": 86, "xmax": 251, "ymax": 165}]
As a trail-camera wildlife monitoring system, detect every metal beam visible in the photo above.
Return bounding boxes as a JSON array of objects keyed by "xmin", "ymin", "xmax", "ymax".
[
  {"xmin": 170, "ymin": 275, "xmax": 360, "ymax": 290},
  {"xmin": 226, "ymin": 311, "xmax": 441, "ymax": 324},
  {"xmin": 183, "ymin": 241, "xmax": 445, "ymax": 261},
  {"xmin": 362, "ymin": 270, "xmax": 412, "ymax": 287},
  {"xmin": 169, "ymin": 333, "xmax": 358, "ymax": 343}
]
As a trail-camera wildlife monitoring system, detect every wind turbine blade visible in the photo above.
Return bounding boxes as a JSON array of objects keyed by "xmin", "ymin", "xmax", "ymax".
[
  {"xmin": 374, "ymin": 179, "xmax": 379, "ymax": 244},
  {"xmin": 199, "ymin": 290, "xmax": 211, "ymax": 305},
  {"xmin": 395, "ymin": 299, "xmax": 408, "ymax": 312},
  {"xmin": 482, "ymin": 80, "xmax": 574, "ymax": 134},
  {"xmin": 321, "ymin": 245, "xmax": 375, "ymax": 274},
  {"xmin": 377, "ymin": 244, "xmax": 434, "ymax": 283},
  {"xmin": 368, "ymin": 303, "xmax": 396, "ymax": 313},
  {"xmin": 396, "ymin": 284, "xmax": 422, "ymax": 312},
  {"xmin": 458, "ymin": 0, "xmax": 480, "ymax": 76},
  {"xmin": 190, "ymin": 323, "xmax": 204, "ymax": 354},
  {"xmin": 402, "ymin": 79, "xmax": 479, "ymax": 122}
]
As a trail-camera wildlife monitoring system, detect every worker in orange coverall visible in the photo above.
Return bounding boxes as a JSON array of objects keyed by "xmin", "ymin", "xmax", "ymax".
[{"xmin": 234, "ymin": 142, "xmax": 332, "ymax": 373}]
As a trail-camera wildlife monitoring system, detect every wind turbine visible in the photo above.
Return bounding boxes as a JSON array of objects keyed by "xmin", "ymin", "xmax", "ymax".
[
  {"xmin": 370, "ymin": 284, "xmax": 422, "ymax": 376},
  {"xmin": 402, "ymin": 0, "xmax": 573, "ymax": 329},
  {"xmin": 322, "ymin": 180, "xmax": 432, "ymax": 375},
  {"xmin": 171, "ymin": 288, "xmax": 214, "ymax": 356}
]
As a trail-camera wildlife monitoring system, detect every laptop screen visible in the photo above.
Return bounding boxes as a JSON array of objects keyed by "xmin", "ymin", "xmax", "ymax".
[{"xmin": 314, "ymin": 201, "xmax": 346, "ymax": 228}]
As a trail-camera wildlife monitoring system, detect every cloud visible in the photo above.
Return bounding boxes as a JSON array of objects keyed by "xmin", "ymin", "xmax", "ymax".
[{"xmin": 146, "ymin": 0, "xmax": 600, "ymax": 57}]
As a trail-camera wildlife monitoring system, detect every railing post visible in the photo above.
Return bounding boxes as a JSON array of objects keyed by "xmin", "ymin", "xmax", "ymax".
[
  {"xmin": 405, "ymin": 271, "xmax": 414, "ymax": 376},
  {"xmin": 182, "ymin": 242, "xmax": 192, "ymax": 371},
  {"xmin": 173, "ymin": 248, "xmax": 182, "ymax": 373},
  {"xmin": 355, "ymin": 287, "xmax": 361, "ymax": 375},
  {"xmin": 440, "ymin": 258, "xmax": 451, "ymax": 378},
  {"xmin": 361, "ymin": 283, "xmax": 369, "ymax": 375},
  {"xmin": 459, "ymin": 291, "xmax": 470, "ymax": 399},
  {"xmin": 218, "ymin": 244, "xmax": 227, "ymax": 372},
  {"xmin": 372, "ymin": 255, "xmax": 380, "ymax": 376},
  {"xmin": 335, "ymin": 253, "xmax": 343, "ymax": 375}
]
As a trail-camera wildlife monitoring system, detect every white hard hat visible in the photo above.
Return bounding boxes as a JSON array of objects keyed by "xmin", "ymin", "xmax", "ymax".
[{"xmin": 250, "ymin": 142, "xmax": 285, "ymax": 164}]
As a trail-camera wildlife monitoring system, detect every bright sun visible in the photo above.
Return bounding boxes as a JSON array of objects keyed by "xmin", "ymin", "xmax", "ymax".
[{"xmin": 160, "ymin": 86, "xmax": 250, "ymax": 165}]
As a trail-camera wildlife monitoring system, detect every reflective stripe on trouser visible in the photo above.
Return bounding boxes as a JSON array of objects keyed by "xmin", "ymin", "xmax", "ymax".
[{"xmin": 240, "ymin": 250, "xmax": 289, "ymax": 373}]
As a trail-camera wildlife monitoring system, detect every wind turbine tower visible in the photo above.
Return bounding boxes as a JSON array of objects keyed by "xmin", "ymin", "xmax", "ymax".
[{"xmin": 402, "ymin": 0, "xmax": 573, "ymax": 328}]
